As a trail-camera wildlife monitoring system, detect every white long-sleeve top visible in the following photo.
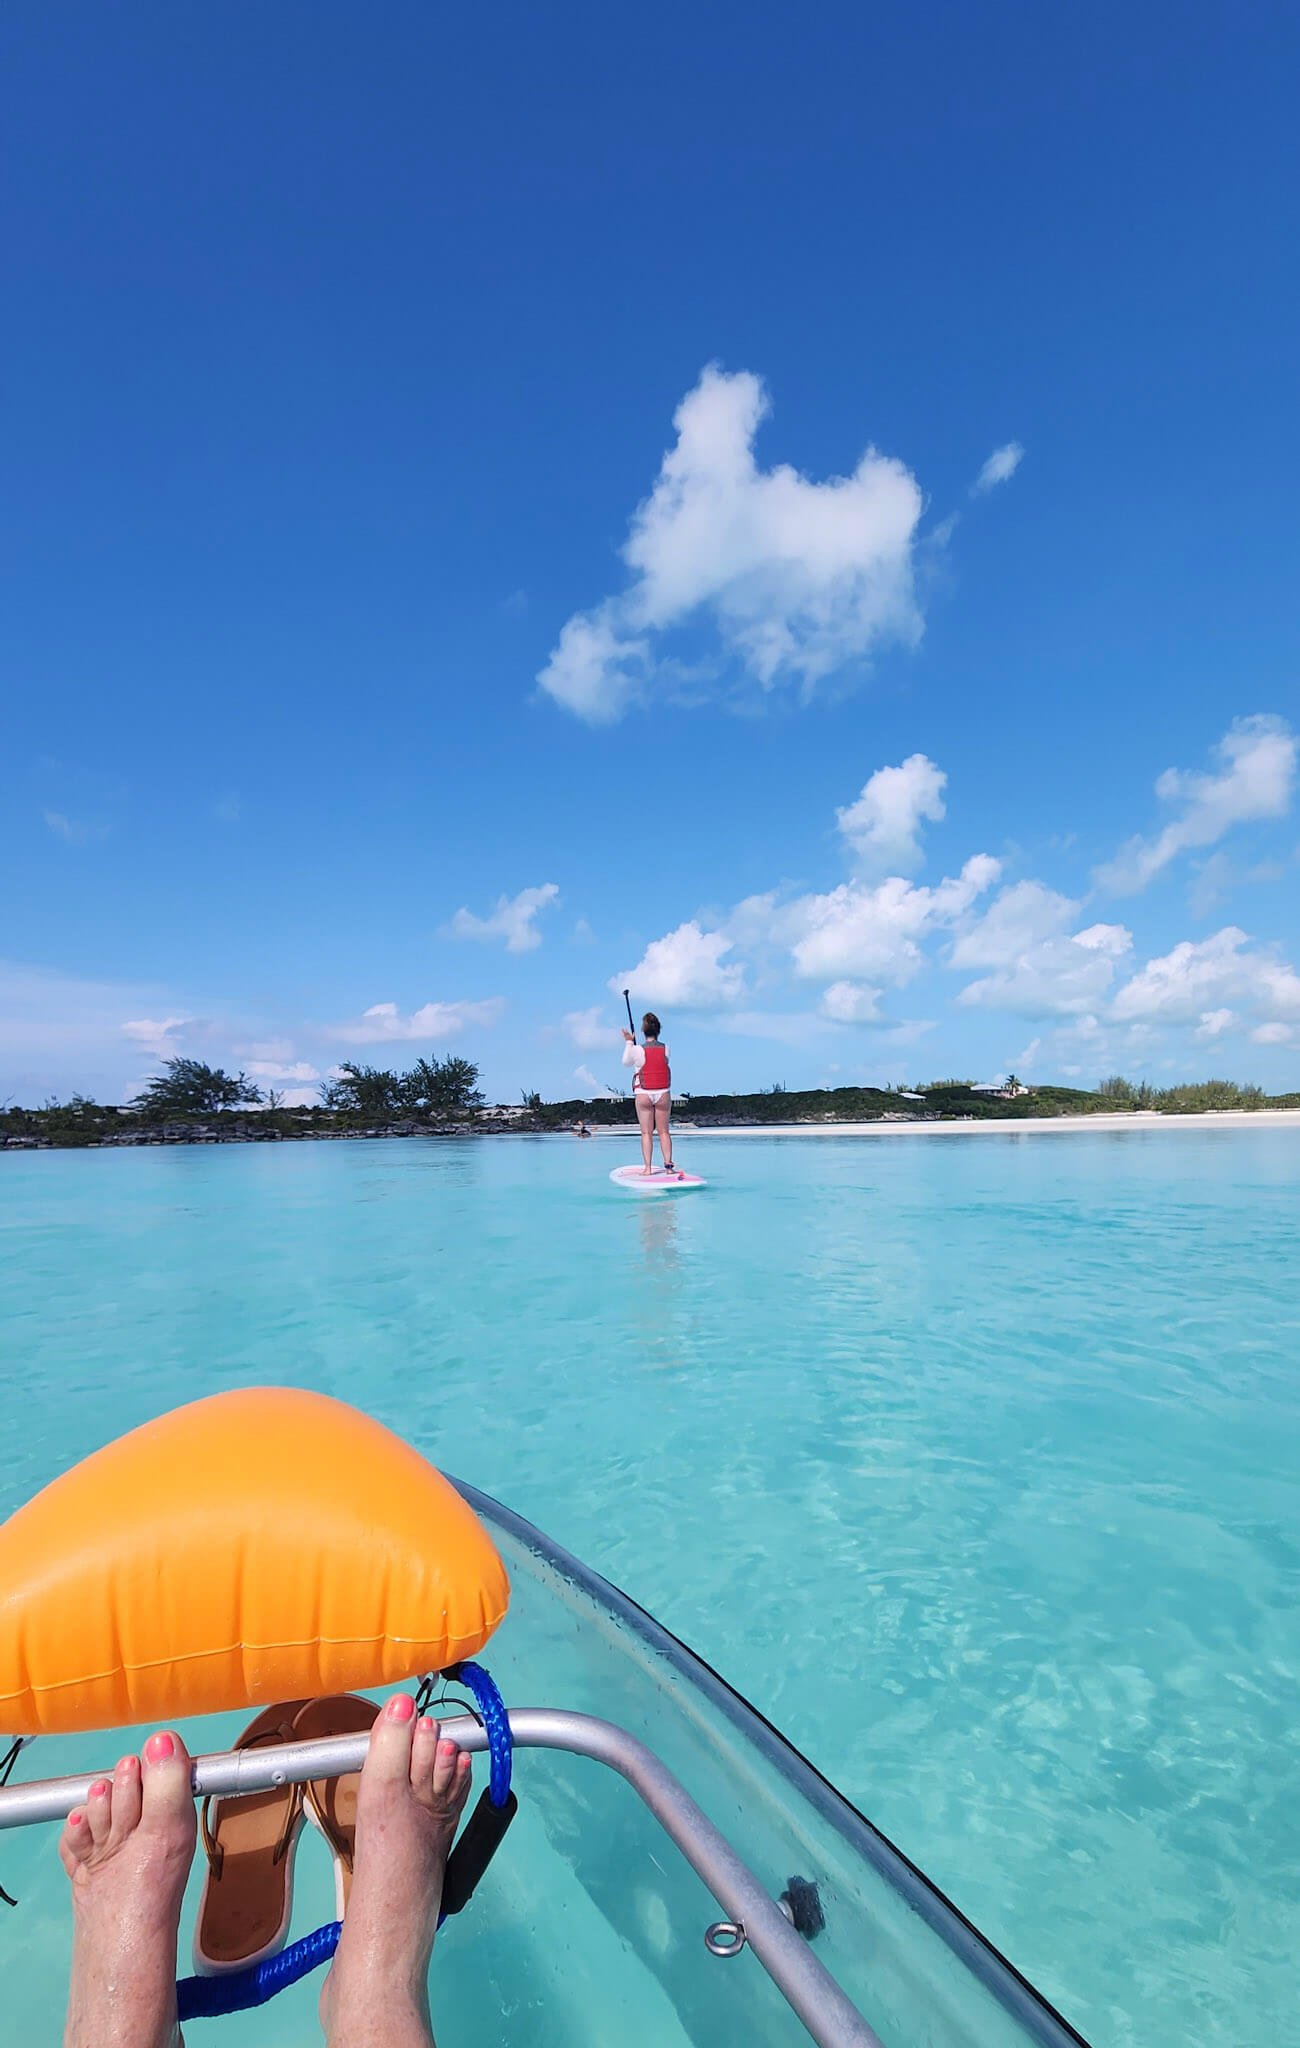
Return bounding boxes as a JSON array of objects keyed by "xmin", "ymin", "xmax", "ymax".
[{"xmin": 622, "ymin": 1039, "xmax": 670, "ymax": 1086}]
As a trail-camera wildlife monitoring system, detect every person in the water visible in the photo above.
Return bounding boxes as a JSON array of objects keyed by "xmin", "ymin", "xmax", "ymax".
[
  {"xmin": 57, "ymin": 1694, "xmax": 470, "ymax": 2048},
  {"xmin": 622, "ymin": 1010, "xmax": 680, "ymax": 1177}
]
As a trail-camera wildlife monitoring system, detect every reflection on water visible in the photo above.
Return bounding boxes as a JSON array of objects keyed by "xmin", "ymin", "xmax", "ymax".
[
  {"xmin": 637, "ymin": 1198, "xmax": 681, "ymax": 1269},
  {"xmin": 627, "ymin": 1199, "xmax": 684, "ymax": 1370}
]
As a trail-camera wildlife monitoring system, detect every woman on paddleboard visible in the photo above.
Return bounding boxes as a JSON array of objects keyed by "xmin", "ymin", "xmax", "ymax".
[{"xmin": 622, "ymin": 1011, "xmax": 681, "ymax": 1177}]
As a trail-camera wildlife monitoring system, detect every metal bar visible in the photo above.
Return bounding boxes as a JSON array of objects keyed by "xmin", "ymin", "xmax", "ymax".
[{"xmin": 0, "ymin": 1710, "xmax": 881, "ymax": 2048}]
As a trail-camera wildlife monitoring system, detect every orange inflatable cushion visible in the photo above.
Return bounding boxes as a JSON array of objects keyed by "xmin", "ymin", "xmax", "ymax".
[{"xmin": 0, "ymin": 1388, "xmax": 510, "ymax": 1736}]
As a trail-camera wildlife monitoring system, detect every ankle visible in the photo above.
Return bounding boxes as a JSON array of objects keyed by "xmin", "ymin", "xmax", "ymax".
[{"xmin": 327, "ymin": 1983, "xmax": 432, "ymax": 2047}]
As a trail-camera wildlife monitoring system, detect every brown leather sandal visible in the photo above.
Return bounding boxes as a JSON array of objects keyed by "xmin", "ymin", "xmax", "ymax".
[
  {"xmin": 294, "ymin": 1693, "xmax": 381, "ymax": 1918},
  {"xmin": 193, "ymin": 1700, "xmax": 309, "ymax": 1974}
]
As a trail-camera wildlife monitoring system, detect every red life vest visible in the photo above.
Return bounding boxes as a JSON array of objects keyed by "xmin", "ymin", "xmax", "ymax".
[{"xmin": 637, "ymin": 1043, "xmax": 670, "ymax": 1091}]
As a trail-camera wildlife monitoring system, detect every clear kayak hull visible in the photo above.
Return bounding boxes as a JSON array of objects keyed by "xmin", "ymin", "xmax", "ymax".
[{"xmin": 0, "ymin": 1481, "xmax": 1090, "ymax": 2048}]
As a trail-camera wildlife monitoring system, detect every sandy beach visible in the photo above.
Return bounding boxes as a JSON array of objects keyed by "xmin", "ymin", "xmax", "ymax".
[{"xmin": 595, "ymin": 1109, "xmax": 1300, "ymax": 1139}]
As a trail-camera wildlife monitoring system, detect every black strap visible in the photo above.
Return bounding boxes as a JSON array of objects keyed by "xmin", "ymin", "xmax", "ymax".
[{"xmin": 441, "ymin": 1787, "xmax": 518, "ymax": 1916}]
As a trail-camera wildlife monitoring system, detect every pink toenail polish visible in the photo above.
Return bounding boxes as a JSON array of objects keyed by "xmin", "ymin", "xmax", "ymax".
[
  {"xmin": 68, "ymin": 1810, "xmax": 83, "ymax": 1828},
  {"xmin": 89, "ymin": 1780, "xmax": 110, "ymax": 1798},
  {"xmin": 386, "ymin": 1691, "xmax": 415, "ymax": 1722},
  {"xmin": 145, "ymin": 1732, "xmax": 175, "ymax": 1763},
  {"xmin": 438, "ymin": 1740, "xmax": 455, "ymax": 1756}
]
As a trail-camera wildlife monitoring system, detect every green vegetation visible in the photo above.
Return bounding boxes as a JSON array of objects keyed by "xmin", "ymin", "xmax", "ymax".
[
  {"xmin": 133, "ymin": 1058, "xmax": 262, "ymax": 1117},
  {"xmin": 2, "ymin": 1064, "xmax": 1296, "ymax": 1149},
  {"xmin": 320, "ymin": 1056, "xmax": 485, "ymax": 1120},
  {"xmin": 531, "ymin": 1075, "xmax": 1298, "ymax": 1129}
]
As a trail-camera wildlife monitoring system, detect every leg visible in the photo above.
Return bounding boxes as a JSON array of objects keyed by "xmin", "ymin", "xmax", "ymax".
[
  {"xmin": 321, "ymin": 1691, "xmax": 472, "ymax": 2048},
  {"xmin": 636, "ymin": 1091, "xmax": 654, "ymax": 1171},
  {"xmin": 654, "ymin": 1094, "xmax": 675, "ymax": 1171},
  {"xmin": 60, "ymin": 1730, "xmax": 197, "ymax": 2048}
]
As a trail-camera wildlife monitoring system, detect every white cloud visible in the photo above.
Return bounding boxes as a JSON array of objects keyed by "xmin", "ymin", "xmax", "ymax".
[
  {"xmin": 1014, "ymin": 1036, "xmax": 1043, "ymax": 1072},
  {"xmin": 715, "ymin": 1009, "xmax": 838, "ymax": 1045},
  {"xmin": 536, "ymin": 612, "xmax": 650, "ymax": 724},
  {"xmin": 245, "ymin": 1060, "xmax": 322, "ymax": 1083},
  {"xmin": 121, "ymin": 1016, "xmax": 195, "ymax": 1057},
  {"xmin": 971, "ymin": 442, "xmax": 1024, "ymax": 495},
  {"xmin": 274, "ymin": 1086, "xmax": 318, "ymax": 1107},
  {"xmin": 1251, "ymin": 1022, "xmax": 1293, "ymax": 1046},
  {"xmin": 574, "ymin": 1064, "xmax": 621, "ymax": 1099},
  {"xmin": 333, "ymin": 999, "xmax": 506, "ymax": 1044},
  {"xmin": 563, "ymin": 1006, "xmax": 623, "ymax": 1052},
  {"xmin": 612, "ymin": 922, "xmax": 745, "ymax": 1009},
  {"xmin": 948, "ymin": 881, "xmax": 1134, "ymax": 1019},
  {"xmin": 539, "ymin": 364, "xmax": 924, "ymax": 722},
  {"xmin": 1096, "ymin": 715, "xmax": 1297, "ymax": 895},
  {"xmin": 1195, "ymin": 1009, "xmax": 1235, "ymax": 1040},
  {"xmin": 819, "ymin": 981, "xmax": 884, "ymax": 1023},
  {"xmin": 773, "ymin": 856, "xmax": 1001, "ymax": 984},
  {"xmin": 448, "ymin": 884, "xmax": 560, "ymax": 953},
  {"xmin": 836, "ymin": 754, "xmax": 946, "ymax": 874},
  {"xmin": 43, "ymin": 810, "xmax": 106, "ymax": 845},
  {"xmin": 237, "ymin": 1038, "xmax": 297, "ymax": 1064},
  {"xmin": 949, "ymin": 881, "xmax": 1084, "ymax": 970},
  {"xmin": 1189, "ymin": 852, "xmax": 1287, "ymax": 917},
  {"xmin": 957, "ymin": 922, "xmax": 1133, "ymax": 1019},
  {"xmin": 1112, "ymin": 926, "xmax": 1300, "ymax": 1027}
]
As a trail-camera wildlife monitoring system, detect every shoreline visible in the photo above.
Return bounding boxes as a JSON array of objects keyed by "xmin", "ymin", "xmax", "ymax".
[
  {"xmin": 597, "ymin": 1109, "xmax": 1300, "ymax": 1139},
  {"xmin": 8, "ymin": 1107, "xmax": 1300, "ymax": 1153}
]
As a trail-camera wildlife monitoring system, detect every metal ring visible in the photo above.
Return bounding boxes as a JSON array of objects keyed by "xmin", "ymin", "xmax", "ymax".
[{"xmin": 704, "ymin": 1919, "xmax": 747, "ymax": 1957}]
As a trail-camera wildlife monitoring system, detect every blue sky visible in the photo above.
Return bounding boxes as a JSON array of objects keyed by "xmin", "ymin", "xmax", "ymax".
[{"xmin": 4, "ymin": 1, "xmax": 1298, "ymax": 1106}]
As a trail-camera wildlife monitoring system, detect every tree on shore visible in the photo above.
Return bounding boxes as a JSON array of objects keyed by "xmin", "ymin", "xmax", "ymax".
[
  {"xmin": 402, "ymin": 1056, "xmax": 484, "ymax": 1118},
  {"xmin": 320, "ymin": 1055, "xmax": 484, "ymax": 1121},
  {"xmin": 133, "ymin": 1059, "xmax": 262, "ymax": 1117},
  {"xmin": 1097, "ymin": 1075, "xmax": 1154, "ymax": 1107},
  {"xmin": 320, "ymin": 1063, "xmax": 405, "ymax": 1118}
]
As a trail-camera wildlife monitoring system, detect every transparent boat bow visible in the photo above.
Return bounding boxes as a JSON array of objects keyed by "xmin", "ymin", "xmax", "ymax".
[{"xmin": 0, "ymin": 1481, "xmax": 1091, "ymax": 2048}]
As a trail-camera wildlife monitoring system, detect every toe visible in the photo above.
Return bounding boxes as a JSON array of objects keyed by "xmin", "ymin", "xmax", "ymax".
[
  {"xmin": 363, "ymin": 1691, "xmax": 418, "ymax": 1785},
  {"xmin": 411, "ymin": 1715, "xmax": 438, "ymax": 1798},
  {"xmin": 107, "ymin": 1753, "xmax": 142, "ymax": 1847},
  {"xmin": 432, "ymin": 1737, "xmax": 460, "ymax": 1801},
  {"xmin": 85, "ymin": 1778, "xmax": 113, "ymax": 1848},
  {"xmin": 453, "ymin": 1750, "xmax": 472, "ymax": 1814},
  {"xmin": 141, "ymin": 1730, "xmax": 197, "ymax": 1844},
  {"xmin": 58, "ymin": 1807, "xmax": 94, "ymax": 1877}
]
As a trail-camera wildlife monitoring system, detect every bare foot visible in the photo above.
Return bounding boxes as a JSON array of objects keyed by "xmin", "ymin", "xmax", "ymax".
[
  {"xmin": 320, "ymin": 1693, "xmax": 472, "ymax": 2048},
  {"xmin": 60, "ymin": 1730, "xmax": 197, "ymax": 2048}
]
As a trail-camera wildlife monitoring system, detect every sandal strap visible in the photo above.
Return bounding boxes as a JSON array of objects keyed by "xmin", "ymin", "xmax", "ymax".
[
  {"xmin": 200, "ymin": 1719, "xmax": 303, "ymax": 1878},
  {"xmin": 305, "ymin": 1773, "xmax": 355, "ymax": 1873}
]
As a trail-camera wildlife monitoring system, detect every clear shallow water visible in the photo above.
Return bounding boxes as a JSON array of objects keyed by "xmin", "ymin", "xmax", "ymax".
[{"xmin": 1, "ymin": 1127, "xmax": 1298, "ymax": 2046}]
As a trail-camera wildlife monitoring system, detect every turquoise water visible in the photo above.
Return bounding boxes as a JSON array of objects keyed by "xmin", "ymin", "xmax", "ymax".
[{"xmin": 1, "ymin": 1127, "xmax": 1298, "ymax": 2045}]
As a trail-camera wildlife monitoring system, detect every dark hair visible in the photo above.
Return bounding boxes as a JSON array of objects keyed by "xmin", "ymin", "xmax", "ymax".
[{"xmin": 641, "ymin": 1011, "xmax": 662, "ymax": 1040}]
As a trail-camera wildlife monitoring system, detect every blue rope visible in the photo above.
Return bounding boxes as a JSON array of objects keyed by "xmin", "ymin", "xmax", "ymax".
[
  {"xmin": 447, "ymin": 1659, "xmax": 513, "ymax": 1808},
  {"xmin": 173, "ymin": 1666, "xmax": 513, "ymax": 2019},
  {"xmin": 176, "ymin": 1920, "xmax": 341, "ymax": 2020}
]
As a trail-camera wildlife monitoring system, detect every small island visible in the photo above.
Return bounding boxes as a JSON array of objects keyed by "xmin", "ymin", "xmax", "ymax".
[{"xmin": 3, "ymin": 1057, "xmax": 1298, "ymax": 1150}]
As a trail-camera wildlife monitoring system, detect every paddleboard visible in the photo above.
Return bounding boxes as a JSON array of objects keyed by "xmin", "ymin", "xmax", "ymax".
[{"xmin": 609, "ymin": 1165, "xmax": 707, "ymax": 1194}]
